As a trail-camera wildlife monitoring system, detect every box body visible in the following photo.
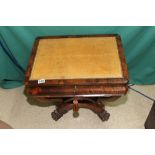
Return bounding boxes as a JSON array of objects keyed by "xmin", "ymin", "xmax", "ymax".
[{"xmin": 25, "ymin": 34, "xmax": 128, "ymax": 98}]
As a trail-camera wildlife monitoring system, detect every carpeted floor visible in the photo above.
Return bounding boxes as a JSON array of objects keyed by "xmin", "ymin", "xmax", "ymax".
[{"xmin": 0, "ymin": 85, "xmax": 154, "ymax": 129}]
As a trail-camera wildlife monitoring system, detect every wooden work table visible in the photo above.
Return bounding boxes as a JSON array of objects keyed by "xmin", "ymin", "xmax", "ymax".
[{"xmin": 25, "ymin": 34, "xmax": 129, "ymax": 121}]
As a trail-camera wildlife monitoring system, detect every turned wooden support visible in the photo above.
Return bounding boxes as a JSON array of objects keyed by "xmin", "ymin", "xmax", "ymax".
[{"xmin": 73, "ymin": 98, "xmax": 79, "ymax": 113}]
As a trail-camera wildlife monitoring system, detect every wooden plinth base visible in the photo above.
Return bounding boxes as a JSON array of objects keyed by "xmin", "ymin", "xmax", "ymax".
[{"xmin": 51, "ymin": 97, "xmax": 110, "ymax": 121}]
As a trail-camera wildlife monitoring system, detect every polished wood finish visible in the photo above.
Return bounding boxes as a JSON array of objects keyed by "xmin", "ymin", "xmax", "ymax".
[
  {"xmin": 24, "ymin": 34, "xmax": 128, "ymax": 121},
  {"xmin": 51, "ymin": 97, "xmax": 110, "ymax": 121},
  {"xmin": 25, "ymin": 85, "xmax": 127, "ymax": 98}
]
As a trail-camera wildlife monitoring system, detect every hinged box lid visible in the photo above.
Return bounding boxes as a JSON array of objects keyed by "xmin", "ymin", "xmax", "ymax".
[{"xmin": 25, "ymin": 34, "xmax": 128, "ymax": 86}]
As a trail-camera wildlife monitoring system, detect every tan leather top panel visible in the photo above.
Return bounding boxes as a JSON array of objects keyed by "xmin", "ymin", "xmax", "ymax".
[{"xmin": 30, "ymin": 37, "xmax": 123, "ymax": 80}]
